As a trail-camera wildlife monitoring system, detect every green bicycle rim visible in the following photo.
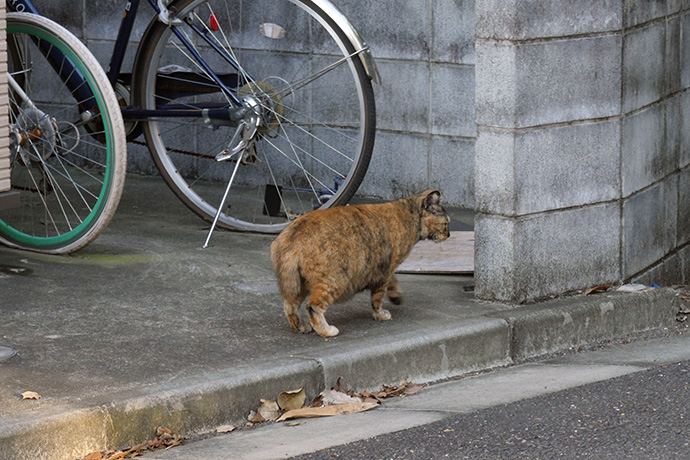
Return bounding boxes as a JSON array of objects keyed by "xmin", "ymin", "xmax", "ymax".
[{"xmin": 0, "ymin": 20, "xmax": 114, "ymax": 251}]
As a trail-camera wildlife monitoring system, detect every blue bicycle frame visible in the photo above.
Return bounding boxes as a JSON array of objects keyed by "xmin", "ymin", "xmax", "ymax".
[{"xmin": 7, "ymin": 0, "xmax": 247, "ymax": 124}]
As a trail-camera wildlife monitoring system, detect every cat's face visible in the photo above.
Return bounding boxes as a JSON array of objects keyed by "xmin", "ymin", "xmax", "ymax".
[{"xmin": 419, "ymin": 190, "xmax": 451, "ymax": 242}]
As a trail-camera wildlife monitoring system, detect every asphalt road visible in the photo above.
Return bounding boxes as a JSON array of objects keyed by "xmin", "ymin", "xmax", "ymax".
[{"xmin": 294, "ymin": 361, "xmax": 690, "ymax": 460}]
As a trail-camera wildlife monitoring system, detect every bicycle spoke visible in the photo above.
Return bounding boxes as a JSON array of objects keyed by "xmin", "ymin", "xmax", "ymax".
[{"xmin": 135, "ymin": 0, "xmax": 374, "ymax": 232}]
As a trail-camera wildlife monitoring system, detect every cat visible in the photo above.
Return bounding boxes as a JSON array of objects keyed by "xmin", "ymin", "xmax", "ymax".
[{"xmin": 270, "ymin": 189, "xmax": 450, "ymax": 337}]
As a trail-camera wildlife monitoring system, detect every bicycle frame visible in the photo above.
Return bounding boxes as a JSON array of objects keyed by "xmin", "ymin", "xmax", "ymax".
[{"xmin": 7, "ymin": 0, "xmax": 247, "ymax": 124}]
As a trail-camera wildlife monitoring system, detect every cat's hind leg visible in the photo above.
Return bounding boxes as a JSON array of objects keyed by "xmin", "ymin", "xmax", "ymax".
[
  {"xmin": 371, "ymin": 284, "xmax": 393, "ymax": 321},
  {"xmin": 306, "ymin": 287, "xmax": 340, "ymax": 337},
  {"xmin": 283, "ymin": 299, "xmax": 312, "ymax": 333},
  {"xmin": 283, "ymin": 287, "xmax": 312, "ymax": 333},
  {"xmin": 386, "ymin": 275, "xmax": 402, "ymax": 305}
]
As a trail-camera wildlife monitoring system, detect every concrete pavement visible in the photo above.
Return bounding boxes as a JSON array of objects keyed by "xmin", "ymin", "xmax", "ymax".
[{"xmin": 0, "ymin": 174, "xmax": 680, "ymax": 460}]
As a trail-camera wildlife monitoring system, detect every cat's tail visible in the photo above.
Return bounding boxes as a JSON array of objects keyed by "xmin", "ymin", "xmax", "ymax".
[{"xmin": 270, "ymin": 241, "xmax": 302, "ymax": 299}]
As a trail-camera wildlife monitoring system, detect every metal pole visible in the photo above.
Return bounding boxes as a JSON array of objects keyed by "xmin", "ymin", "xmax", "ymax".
[{"xmin": 202, "ymin": 152, "xmax": 243, "ymax": 248}]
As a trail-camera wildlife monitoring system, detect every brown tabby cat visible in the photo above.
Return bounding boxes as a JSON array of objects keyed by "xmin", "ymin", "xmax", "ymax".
[{"xmin": 270, "ymin": 189, "xmax": 450, "ymax": 337}]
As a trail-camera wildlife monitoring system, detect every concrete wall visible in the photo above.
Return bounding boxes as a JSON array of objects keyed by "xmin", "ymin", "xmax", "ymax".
[
  {"xmin": 474, "ymin": 0, "xmax": 690, "ymax": 302},
  {"xmin": 336, "ymin": 0, "xmax": 476, "ymax": 207},
  {"xmin": 35, "ymin": 0, "xmax": 477, "ymax": 208}
]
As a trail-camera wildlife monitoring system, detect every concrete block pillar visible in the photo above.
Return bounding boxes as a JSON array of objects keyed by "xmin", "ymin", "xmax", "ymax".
[
  {"xmin": 474, "ymin": 0, "xmax": 625, "ymax": 302},
  {"xmin": 474, "ymin": 0, "xmax": 690, "ymax": 302}
]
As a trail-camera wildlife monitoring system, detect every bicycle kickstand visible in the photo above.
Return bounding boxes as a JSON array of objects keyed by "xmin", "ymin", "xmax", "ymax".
[{"xmin": 202, "ymin": 122, "xmax": 248, "ymax": 249}]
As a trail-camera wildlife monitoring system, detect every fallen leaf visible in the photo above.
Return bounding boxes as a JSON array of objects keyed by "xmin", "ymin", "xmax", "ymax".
[
  {"xmin": 250, "ymin": 399, "xmax": 280, "ymax": 422},
  {"xmin": 278, "ymin": 387, "xmax": 306, "ymax": 412},
  {"xmin": 403, "ymin": 383, "xmax": 425, "ymax": 396},
  {"xmin": 259, "ymin": 399, "xmax": 280, "ymax": 420},
  {"xmin": 360, "ymin": 390, "xmax": 388, "ymax": 399},
  {"xmin": 335, "ymin": 376, "xmax": 351, "ymax": 394},
  {"xmin": 148, "ymin": 438, "xmax": 162, "ymax": 450},
  {"xmin": 82, "ymin": 453, "xmax": 103, "ymax": 460},
  {"xmin": 79, "ymin": 428, "xmax": 184, "ymax": 459},
  {"xmin": 278, "ymin": 401, "xmax": 379, "ymax": 421},
  {"xmin": 585, "ymin": 284, "xmax": 612, "ymax": 295},
  {"xmin": 216, "ymin": 425, "xmax": 236, "ymax": 433},
  {"xmin": 164, "ymin": 437, "xmax": 184, "ymax": 450},
  {"xmin": 21, "ymin": 391, "xmax": 41, "ymax": 400},
  {"xmin": 380, "ymin": 383, "xmax": 407, "ymax": 397},
  {"xmin": 310, "ymin": 394, "xmax": 324, "ymax": 407},
  {"xmin": 320, "ymin": 388, "xmax": 362, "ymax": 406}
]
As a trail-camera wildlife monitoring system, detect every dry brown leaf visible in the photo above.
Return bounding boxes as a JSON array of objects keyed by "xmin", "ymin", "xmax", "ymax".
[
  {"xmin": 380, "ymin": 384, "xmax": 407, "ymax": 397},
  {"xmin": 585, "ymin": 284, "xmax": 612, "ymax": 295},
  {"xmin": 21, "ymin": 391, "xmax": 41, "ymax": 400},
  {"xmin": 278, "ymin": 401, "xmax": 379, "ymax": 421},
  {"xmin": 79, "ymin": 427, "xmax": 184, "ymax": 460},
  {"xmin": 148, "ymin": 438, "xmax": 162, "ymax": 450},
  {"xmin": 277, "ymin": 387, "xmax": 306, "ymax": 412},
  {"xmin": 248, "ymin": 410, "xmax": 265, "ymax": 423},
  {"xmin": 156, "ymin": 426, "xmax": 172, "ymax": 437},
  {"xmin": 82, "ymin": 453, "xmax": 103, "ymax": 460},
  {"xmin": 358, "ymin": 382, "xmax": 425, "ymax": 401},
  {"xmin": 164, "ymin": 437, "xmax": 184, "ymax": 450},
  {"xmin": 403, "ymin": 384, "xmax": 425, "ymax": 396},
  {"xmin": 310, "ymin": 394, "xmax": 324, "ymax": 407},
  {"xmin": 360, "ymin": 390, "xmax": 387, "ymax": 399},
  {"xmin": 258, "ymin": 399, "xmax": 281, "ymax": 421},
  {"xmin": 335, "ymin": 376, "xmax": 350, "ymax": 394},
  {"xmin": 320, "ymin": 388, "xmax": 363, "ymax": 406}
]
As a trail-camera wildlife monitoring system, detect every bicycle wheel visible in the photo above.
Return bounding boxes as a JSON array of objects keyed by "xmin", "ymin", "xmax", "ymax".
[
  {"xmin": 132, "ymin": 0, "xmax": 375, "ymax": 233},
  {"xmin": 0, "ymin": 13, "xmax": 127, "ymax": 254}
]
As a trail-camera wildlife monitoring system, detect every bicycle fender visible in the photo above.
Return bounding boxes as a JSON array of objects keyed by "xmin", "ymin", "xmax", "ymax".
[{"xmin": 306, "ymin": 0, "xmax": 381, "ymax": 84}]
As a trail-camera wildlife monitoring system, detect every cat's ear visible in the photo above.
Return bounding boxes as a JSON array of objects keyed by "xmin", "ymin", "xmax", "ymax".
[{"xmin": 422, "ymin": 190, "xmax": 443, "ymax": 214}]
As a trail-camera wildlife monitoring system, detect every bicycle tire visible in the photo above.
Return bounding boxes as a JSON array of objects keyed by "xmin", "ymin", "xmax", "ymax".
[
  {"xmin": 0, "ymin": 13, "xmax": 127, "ymax": 254},
  {"xmin": 132, "ymin": 0, "xmax": 375, "ymax": 233}
]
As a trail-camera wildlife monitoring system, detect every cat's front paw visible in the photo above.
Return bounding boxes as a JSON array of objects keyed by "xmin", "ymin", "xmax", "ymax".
[{"xmin": 373, "ymin": 309, "xmax": 392, "ymax": 321}]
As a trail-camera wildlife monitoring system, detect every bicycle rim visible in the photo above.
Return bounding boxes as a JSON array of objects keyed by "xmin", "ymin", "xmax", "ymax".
[
  {"xmin": 133, "ymin": 0, "xmax": 375, "ymax": 233},
  {"xmin": 0, "ymin": 13, "xmax": 126, "ymax": 254}
]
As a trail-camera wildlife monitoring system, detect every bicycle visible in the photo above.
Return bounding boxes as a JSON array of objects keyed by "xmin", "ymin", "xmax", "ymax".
[
  {"xmin": 6, "ymin": 0, "xmax": 379, "ymax": 236},
  {"xmin": 0, "ymin": 11, "xmax": 127, "ymax": 254}
]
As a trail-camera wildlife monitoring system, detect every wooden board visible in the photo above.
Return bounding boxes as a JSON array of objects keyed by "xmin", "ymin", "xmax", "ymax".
[{"xmin": 396, "ymin": 231, "xmax": 474, "ymax": 274}]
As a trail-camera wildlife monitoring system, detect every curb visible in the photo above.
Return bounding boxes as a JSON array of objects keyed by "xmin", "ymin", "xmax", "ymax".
[
  {"xmin": 486, "ymin": 288, "xmax": 679, "ymax": 361},
  {"xmin": 296, "ymin": 317, "xmax": 512, "ymax": 391},
  {"xmin": 0, "ymin": 288, "xmax": 678, "ymax": 460}
]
